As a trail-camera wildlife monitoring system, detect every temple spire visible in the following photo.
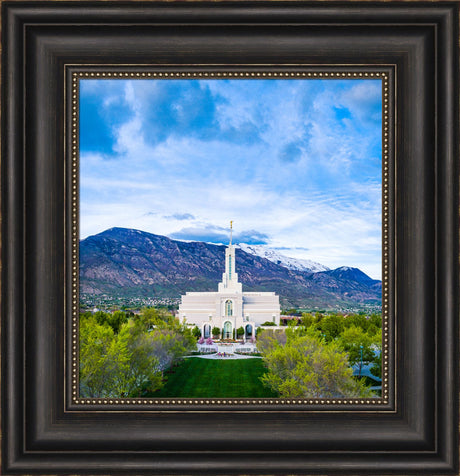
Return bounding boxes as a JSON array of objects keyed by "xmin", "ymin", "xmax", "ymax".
[{"xmin": 218, "ymin": 220, "xmax": 242, "ymax": 293}]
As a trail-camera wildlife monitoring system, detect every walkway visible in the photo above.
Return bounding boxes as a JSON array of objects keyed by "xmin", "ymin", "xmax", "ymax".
[{"xmin": 187, "ymin": 353, "xmax": 262, "ymax": 360}]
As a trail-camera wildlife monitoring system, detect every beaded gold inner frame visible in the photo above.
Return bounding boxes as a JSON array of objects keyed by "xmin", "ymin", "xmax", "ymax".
[{"xmin": 68, "ymin": 66, "xmax": 394, "ymax": 409}]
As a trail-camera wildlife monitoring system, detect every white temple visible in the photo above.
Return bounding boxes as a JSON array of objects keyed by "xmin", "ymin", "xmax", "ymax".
[{"xmin": 178, "ymin": 222, "xmax": 281, "ymax": 340}]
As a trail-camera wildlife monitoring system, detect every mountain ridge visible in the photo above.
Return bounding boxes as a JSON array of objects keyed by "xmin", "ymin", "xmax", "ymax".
[
  {"xmin": 80, "ymin": 227, "xmax": 382, "ymax": 309},
  {"xmin": 236, "ymin": 243, "xmax": 330, "ymax": 273}
]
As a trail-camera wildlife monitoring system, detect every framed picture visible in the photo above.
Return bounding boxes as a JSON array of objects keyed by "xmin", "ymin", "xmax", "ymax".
[{"xmin": 2, "ymin": 1, "xmax": 458, "ymax": 474}]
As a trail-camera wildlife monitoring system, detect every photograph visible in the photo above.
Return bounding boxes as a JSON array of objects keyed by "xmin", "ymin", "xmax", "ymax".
[{"xmin": 78, "ymin": 76, "xmax": 384, "ymax": 400}]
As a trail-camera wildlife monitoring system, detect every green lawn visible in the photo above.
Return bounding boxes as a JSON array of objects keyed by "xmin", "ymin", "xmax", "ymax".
[{"xmin": 153, "ymin": 357, "xmax": 279, "ymax": 398}]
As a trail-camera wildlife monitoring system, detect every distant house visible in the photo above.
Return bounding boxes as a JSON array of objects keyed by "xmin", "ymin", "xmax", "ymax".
[{"xmin": 178, "ymin": 226, "xmax": 280, "ymax": 340}]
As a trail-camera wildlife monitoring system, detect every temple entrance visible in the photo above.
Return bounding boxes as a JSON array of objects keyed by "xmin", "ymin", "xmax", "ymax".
[
  {"xmin": 223, "ymin": 321, "xmax": 233, "ymax": 339},
  {"xmin": 245, "ymin": 324, "xmax": 253, "ymax": 339},
  {"xmin": 203, "ymin": 324, "xmax": 211, "ymax": 338}
]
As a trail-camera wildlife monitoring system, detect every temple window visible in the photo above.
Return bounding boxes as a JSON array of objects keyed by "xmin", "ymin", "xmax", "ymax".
[{"xmin": 225, "ymin": 300, "xmax": 233, "ymax": 316}]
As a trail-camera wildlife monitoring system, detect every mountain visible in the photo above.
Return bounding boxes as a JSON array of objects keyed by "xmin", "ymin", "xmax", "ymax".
[
  {"xmin": 79, "ymin": 227, "xmax": 382, "ymax": 309},
  {"xmin": 326, "ymin": 266, "xmax": 377, "ymax": 284},
  {"xmin": 237, "ymin": 243, "xmax": 329, "ymax": 273}
]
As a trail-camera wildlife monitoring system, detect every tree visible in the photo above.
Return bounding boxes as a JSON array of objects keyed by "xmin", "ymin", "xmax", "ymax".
[
  {"xmin": 285, "ymin": 308, "xmax": 299, "ymax": 316},
  {"xmin": 256, "ymin": 328, "xmax": 287, "ymax": 353},
  {"xmin": 108, "ymin": 310, "xmax": 128, "ymax": 334},
  {"xmin": 370, "ymin": 351, "xmax": 382, "ymax": 380},
  {"xmin": 135, "ymin": 307, "xmax": 161, "ymax": 330},
  {"xmin": 259, "ymin": 328, "xmax": 373, "ymax": 398},
  {"xmin": 79, "ymin": 317, "xmax": 163, "ymax": 398},
  {"xmin": 79, "ymin": 316, "xmax": 118, "ymax": 397},
  {"xmin": 337, "ymin": 325, "xmax": 375, "ymax": 367},
  {"xmin": 300, "ymin": 312, "xmax": 314, "ymax": 327},
  {"xmin": 237, "ymin": 326, "xmax": 244, "ymax": 338},
  {"xmin": 93, "ymin": 310, "xmax": 110, "ymax": 327},
  {"xmin": 212, "ymin": 326, "xmax": 220, "ymax": 338},
  {"xmin": 79, "ymin": 307, "xmax": 196, "ymax": 398},
  {"xmin": 316, "ymin": 314, "xmax": 344, "ymax": 341},
  {"xmin": 80, "ymin": 311, "xmax": 93, "ymax": 320},
  {"xmin": 192, "ymin": 326, "xmax": 202, "ymax": 339},
  {"xmin": 87, "ymin": 310, "xmax": 128, "ymax": 334},
  {"xmin": 343, "ymin": 314, "xmax": 370, "ymax": 332},
  {"xmin": 369, "ymin": 313, "xmax": 382, "ymax": 328},
  {"xmin": 314, "ymin": 312, "xmax": 324, "ymax": 322},
  {"xmin": 110, "ymin": 322, "xmax": 163, "ymax": 397}
]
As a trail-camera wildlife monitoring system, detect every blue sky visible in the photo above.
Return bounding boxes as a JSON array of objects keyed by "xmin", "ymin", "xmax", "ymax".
[{"xmin": 79, "ymin": 78, "xmax": 382, "ymax": 278}]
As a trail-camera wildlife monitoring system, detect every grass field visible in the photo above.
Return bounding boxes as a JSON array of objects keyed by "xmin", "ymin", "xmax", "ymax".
[{"xmin": 153, "ymin": 357, "xmax": 279, "ymax": 398}]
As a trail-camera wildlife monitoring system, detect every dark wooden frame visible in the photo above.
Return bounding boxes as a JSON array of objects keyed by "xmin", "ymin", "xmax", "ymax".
[{"xmin": 2, "ymin": 1, "xmax": 458, "ymax": 474}]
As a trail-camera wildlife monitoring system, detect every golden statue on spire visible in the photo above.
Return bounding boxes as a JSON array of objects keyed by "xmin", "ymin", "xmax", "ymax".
[{"xmin": 230, "ymin": 220, "xmax": 233, "ymax": 245}]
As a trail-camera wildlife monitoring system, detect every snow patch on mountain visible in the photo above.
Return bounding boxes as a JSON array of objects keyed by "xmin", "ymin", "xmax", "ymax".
[{"xmin": 237, "ymin": 244, "xmax": 329, "ymax": 273}]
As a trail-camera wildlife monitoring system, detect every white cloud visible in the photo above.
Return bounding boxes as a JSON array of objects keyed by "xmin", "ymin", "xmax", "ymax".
[{"xmin": 79, "ymin": 78, "xmax": 383, "ymax": 279}]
